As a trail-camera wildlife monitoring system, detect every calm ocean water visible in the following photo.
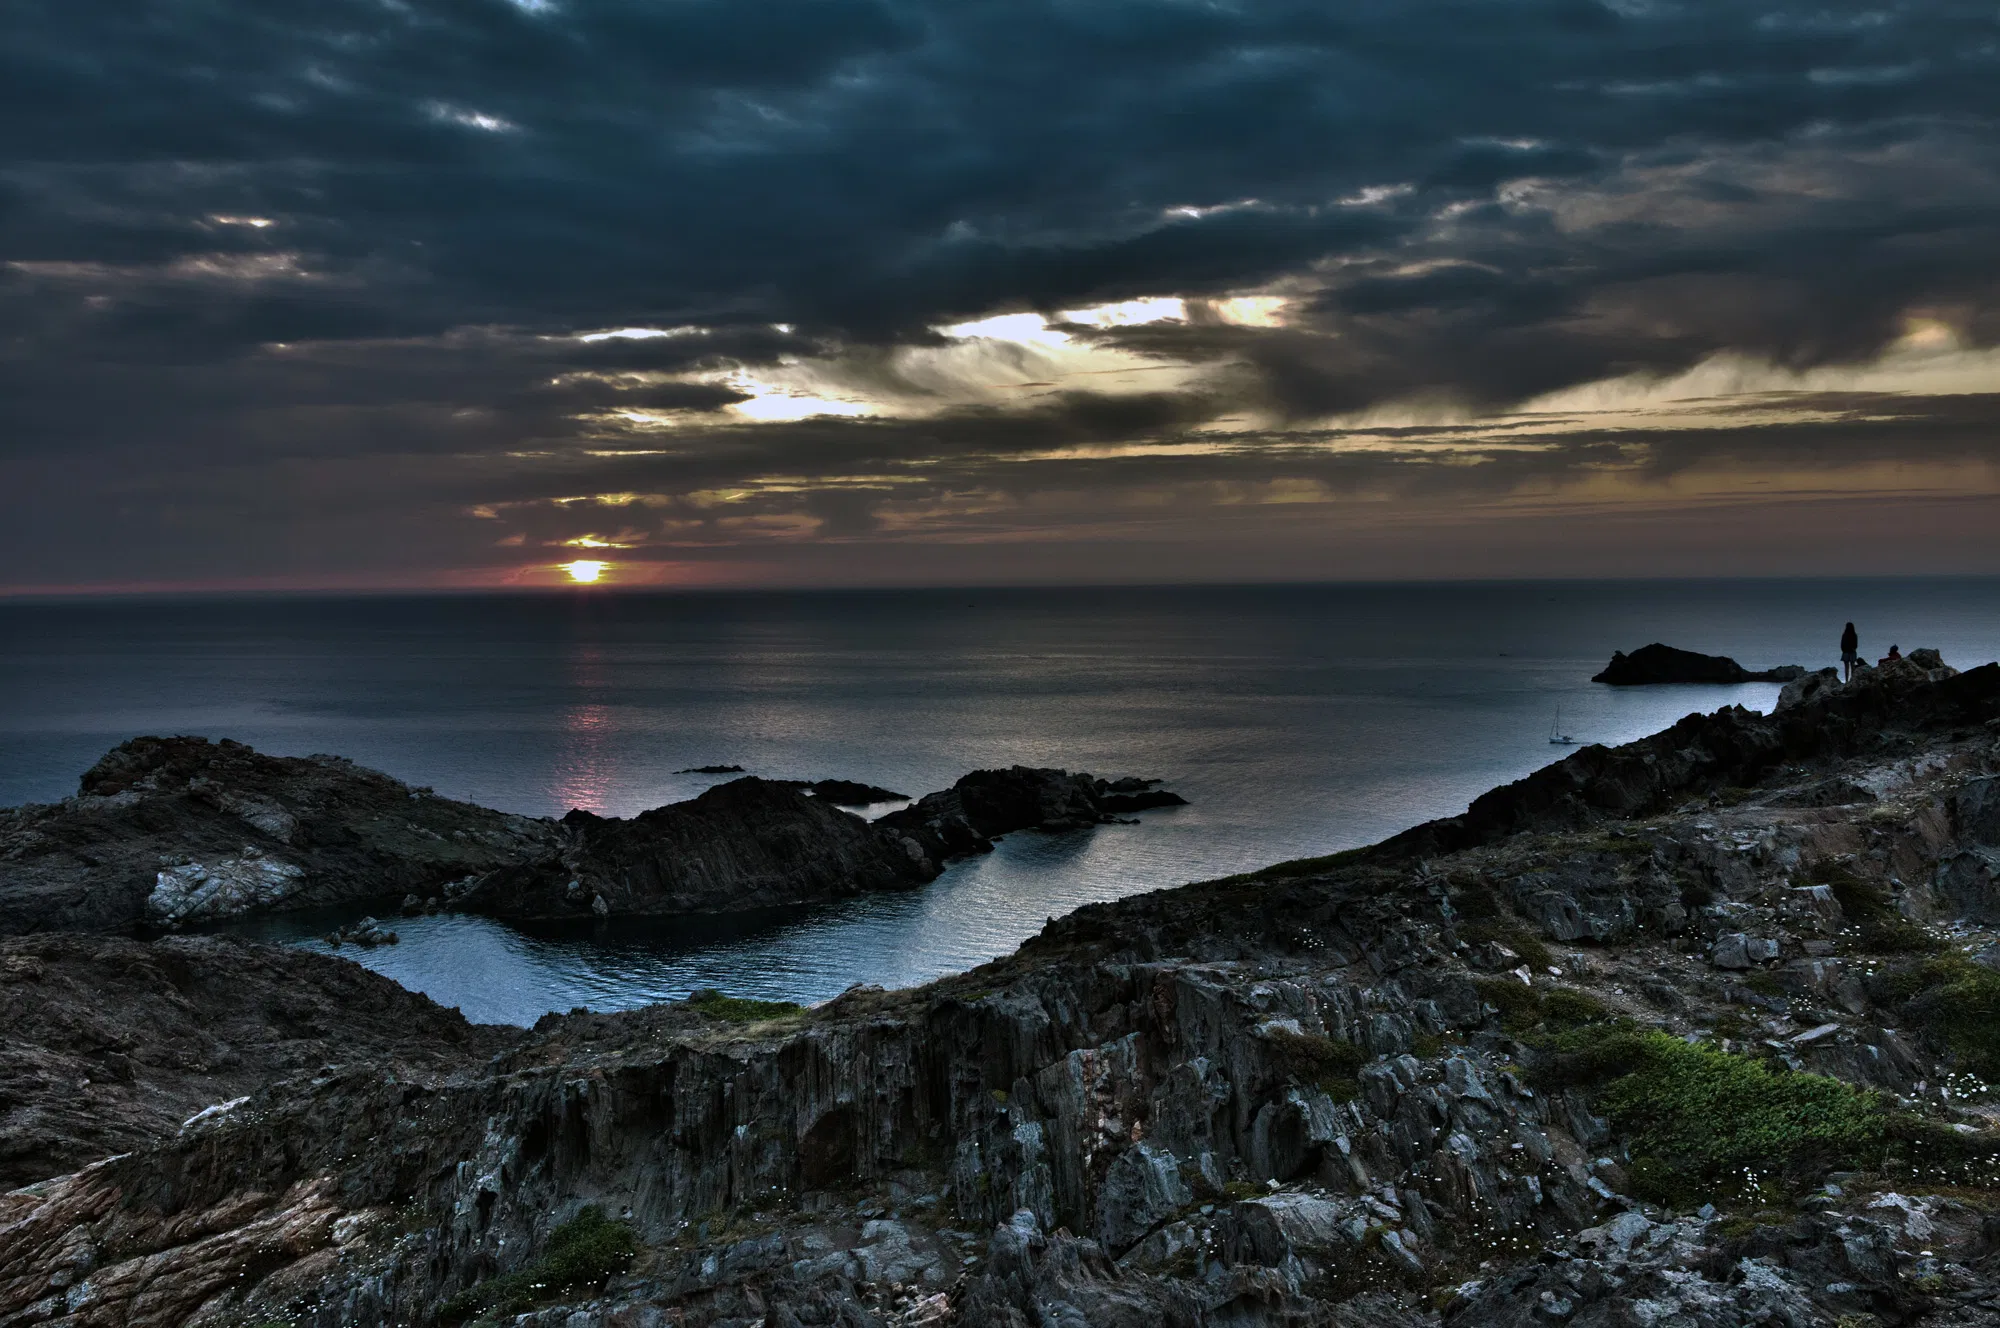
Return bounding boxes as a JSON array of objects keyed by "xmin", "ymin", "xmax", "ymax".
[{"xmin": 3, "ymin": 580, "xmax": 1997, "ymax": 1024}]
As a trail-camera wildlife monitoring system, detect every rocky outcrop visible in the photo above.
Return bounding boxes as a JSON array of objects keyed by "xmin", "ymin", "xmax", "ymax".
[
  {"xmin": 456, "ymin": 767, "xmax": 1185, "ymax": 920},
  {"xmin": 0, "ymin": 737, "xmax": 559, "ymax": 936},
  {"xmin": 460, "ymin": 777, "xmax": 938, "ymax": 919},
  {"xmin": 1592, "ymin": 642, "xmax": 1804, "ymax": 685},
  {"xmin": 781, "ymin": 779, "xmax": 909, "ymax": 806},
  {"xmin": 0, "ymin": 931, "xmax": 509, "ymax": 1188},
  {"xmin": 876, "ymin": 767, "xmax": 1187, "ymax": 864},
  {"xmin": 0, "ymin": 742, "xmax": 1183, "ymax": 932},
  {"xmin": 6, "ymin": 660, "xmax": 2000, "ymax": 1325}
]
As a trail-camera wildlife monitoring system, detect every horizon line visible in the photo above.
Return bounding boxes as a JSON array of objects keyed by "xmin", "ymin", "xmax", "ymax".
[{"xmin": 7, "ymin": 570, "xmax": 2000, "ymax": 606}]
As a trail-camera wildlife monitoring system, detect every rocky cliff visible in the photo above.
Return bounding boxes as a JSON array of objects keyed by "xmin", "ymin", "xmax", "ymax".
[
  {"xmin": 0, "ymin": 742, "xmax": 1182, "ymax": 932},
  {"xmin": 0, "ymin": 932, "xmax": 511, "ymax": 1190},
  {"xmin": 5, "ymin": 664, "xmax": 2000, "ymax": 1326}
]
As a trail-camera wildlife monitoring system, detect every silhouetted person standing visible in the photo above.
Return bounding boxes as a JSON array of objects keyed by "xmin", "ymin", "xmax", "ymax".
[{"xmin": 1841, "ymin": 622, "xmax": 1859, "ymax": 680}]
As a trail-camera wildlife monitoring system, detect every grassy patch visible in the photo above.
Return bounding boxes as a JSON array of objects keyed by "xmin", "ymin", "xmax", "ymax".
[
  {"xmin": 685, "ymin": 988, "xmax": 805, "ymax": 1022},
  {"xmin": 1533, "ymin": 1026, "xmax": 1884, "ymax": 1206},
  {"xmin": 1742, "ymin": 972, "xmax": 1786, "ymax": 999},
  {"xmin": 439, "ymin": 1208, "xmax": 637, "ymax": 1325},
  {"xmin": 1472, "ymin": 980, "xmax": 1606, "ymax": 1037},
  {"xmin": 1541, "ymin": 987, "xmax": 1610, "ymax": 1028},
  {"xmin": 1212, "ymin": 846, "xmax": 1377, "ymax": 886},
  {"xmin": 1873, "ymin": 954, "xmax": 2000, "ymax": 1081},
  {"xmin": 1265, "ymin": 1027, "xmax": 1369, "ymax": 1101},
  {"xmin": 1450, "ymin": 880, "xmax": 1557, "ymax": 966},
  {"xmin": 1814, "ymin": 861, "xmax": 1940, "ymax": 955},
  {"xmin": 1579, "ymin": 831, "xmax": 1662, "ymax": 856},
  {"xmin": 1474, "ymin": 977, "xmax": 1543, "ymax": 1034}
]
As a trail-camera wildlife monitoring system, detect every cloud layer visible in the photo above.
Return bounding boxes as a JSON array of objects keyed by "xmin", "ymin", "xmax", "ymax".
[{"xmin": 4, "ymin": 0, "xmax": 1999, "ymax": 588}]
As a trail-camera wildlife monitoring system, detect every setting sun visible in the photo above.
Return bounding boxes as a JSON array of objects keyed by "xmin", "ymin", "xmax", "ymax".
[{"xmin": 562, "ymin": 560, "xmax": 607, "ymax": 583}]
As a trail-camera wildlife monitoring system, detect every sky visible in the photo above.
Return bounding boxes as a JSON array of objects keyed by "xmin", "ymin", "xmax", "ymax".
[{"xmin": 4, "ymin": 0, "xmax": 2000, "ymax": 592}]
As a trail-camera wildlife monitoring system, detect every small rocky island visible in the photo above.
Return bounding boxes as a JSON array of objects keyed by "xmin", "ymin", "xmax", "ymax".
[
  {"xmin": 1592, "ymin": 641, "xmax": 1806, "ymax": 685},
  {"xmin": 0, "ymin": 742, "xmax": 1185, "ymax": 933},
  {"xmin": 7, "ymin": 654, "xmax": 2000, "ymax": 1325}
]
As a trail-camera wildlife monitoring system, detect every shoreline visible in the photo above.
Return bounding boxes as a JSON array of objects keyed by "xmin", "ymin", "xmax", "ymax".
[{"xmin": 5, "ymin": 655, "xmax": 2000, "ymax": 1325}]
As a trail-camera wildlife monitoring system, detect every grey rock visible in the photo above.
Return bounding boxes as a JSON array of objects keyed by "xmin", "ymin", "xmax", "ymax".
[{"xmin": 1096, "ymin": 1143, "xmax": 1192, "ymax": 1256}]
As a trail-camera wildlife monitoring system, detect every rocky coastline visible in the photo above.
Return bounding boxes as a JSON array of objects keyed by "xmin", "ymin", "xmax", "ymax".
[
  {"xmin": 0, "ymin": 741, "xmax": 1184, "ymax": 934},
  {"xmin": 6, "ymin": 658, "xmax": 2000, "ymax": 1324}
]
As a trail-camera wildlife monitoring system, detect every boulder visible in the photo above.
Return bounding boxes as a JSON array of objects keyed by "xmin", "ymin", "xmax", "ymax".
[
  {"xmin": 1711, "ymin": 933, "xmax": 1779, "ymax": 968},
  {"xmin": 1777, "ymin": 667, "xmax": 1842, "ymax": 711}
]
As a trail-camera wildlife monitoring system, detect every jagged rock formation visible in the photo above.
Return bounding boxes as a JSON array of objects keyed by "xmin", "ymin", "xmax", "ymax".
[
  {"xmin": 5, "ymin": 663, "xmax": 2000, "ymax": 1325},
  {"xmin": 461, "ymin": 777, "xmax": 936, "ymax": 918},
  {"xmin": 1593, "ymin": 642, "xmax": 1805, "ymax": 686},
  {"xmin": 0, "ymin": 743, "xmax": 1182, "ymax": 932},
  {"xmin": 781, "ymin": 779, "xmax": 909, "ymax": 806},
  {"xmin": 876, "ymin": 768, "xmax": 1187, "ymax": 864}
]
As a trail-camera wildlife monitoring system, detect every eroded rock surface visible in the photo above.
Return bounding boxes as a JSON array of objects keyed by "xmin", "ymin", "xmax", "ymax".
[
  {"xmin": 0, "ymin": 932, "xmax": 510, "ymax": 1188},
  {"xmin": 6, "ymin": 664, "xmax": 2000, "ymax": 1325}
]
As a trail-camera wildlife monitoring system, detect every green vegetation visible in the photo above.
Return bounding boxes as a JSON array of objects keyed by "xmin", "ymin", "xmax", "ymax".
[
  {"xmin": 1678, "ymin": 874, "xmax": 1716, "ymax": 911},
  {"xmin": 684, "ymin": 988, "xmax": 805, "ymax": 1022},
  {"xmin": 1579, "ymin": 830, "xmax": 1662, "ymax": 856},
  {"xmin": 1217, "ymin": 845, "xmax": 1375, "ymax": 885},
  {"xmin": 1265, "ymin": 1027, "xmax": 1369, "ymax": 1101},
  {"xmin": 1534, "ymin": 1025, "xmax": 1884, "ymax": 1207},
  {"xmin": 1450, "ymin": 882, "xmax": 1555, "ymax": 968},
  {"xmin": 1816, "ymin": 861, "xmax": 1940, "ymax": 954},
  {"xmin": 439, "ymin": 1208, "xmax": 637, "ymax": 1325},
  {"xmin": 1874, "ymin": 954, "xmax": 2000, "ymax": 1080},
  {"xmin": 1472, "ymin": 980, "xmax": 1607, "ymax": 1037},
  {"xmin": 1741, "ymin": 971, "xmax": 1786, "ymax": 999}
]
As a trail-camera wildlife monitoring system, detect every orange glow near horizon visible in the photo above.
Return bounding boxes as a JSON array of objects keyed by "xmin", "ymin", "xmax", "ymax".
[{"xmin": 562, "ymin": 560, "xmax": 608, "ymax": 583}]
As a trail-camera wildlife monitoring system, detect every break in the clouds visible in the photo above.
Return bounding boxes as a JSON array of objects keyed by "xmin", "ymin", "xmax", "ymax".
[{"xmin": 4, "ymin": 0, "xmax": 2000, "ymax": 589}]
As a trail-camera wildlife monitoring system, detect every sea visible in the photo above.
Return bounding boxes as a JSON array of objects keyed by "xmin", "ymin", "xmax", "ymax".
[{"xmin": 3, "ymin": 579, "xmax": 1996, "ymax": 1026}]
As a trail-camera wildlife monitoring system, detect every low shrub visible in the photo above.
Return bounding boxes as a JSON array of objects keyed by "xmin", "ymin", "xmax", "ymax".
[
  {"xmin": 1540, "ymin": 987, "xmax": 1610, "ymax": 1029},
  {"xmin": 1533, "ymin": 1024, "xmax": 1884, "ymax": 1206},
  {"xmin": 1265, "ymin": 1027, "xmax": 1369, "ymax": 1101},
  {"xmin": 1472, "ymin": 981, "xmax": 1606, "ymax": 1036},
  {"xmin": 685, "ymin": 989, "xmax": 804, "ymax": 1022},
  {"xmin": 1816, "ymin": 862, "xmax": 1940, "ymax": 955},
  {"xmin": 1873, "ymin": 955, "xmax": 2000, "ymax": 1081},
  {"xmin": 1474, "ymin": 977, "xmax": 1543, "ymax": 1034},
  {"xmin": 438, "ymin": 1207, "xmax": 637, "ymax": 1324}
]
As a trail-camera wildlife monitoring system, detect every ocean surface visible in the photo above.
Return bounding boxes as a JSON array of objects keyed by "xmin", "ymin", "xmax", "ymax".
[{"xmin": 4, "ymin": 579, "xmax": 1997, "ymax": 1025}]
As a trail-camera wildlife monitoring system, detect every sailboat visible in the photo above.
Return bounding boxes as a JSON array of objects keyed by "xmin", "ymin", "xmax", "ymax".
[{"xmin": 1549, "ymin": 705, "xmax": 1577, "ymax": 746}]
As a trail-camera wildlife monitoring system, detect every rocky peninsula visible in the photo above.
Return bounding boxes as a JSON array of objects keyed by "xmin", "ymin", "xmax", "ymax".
[
  {"xmin": 1592, "ymin": 642, "xmax": 1806, "ymax": 686},
  {"xmin": 0, "ymin": 740, "xmax": 1184, "ymax": 933},
  {"xmin": 6, "ymin": 655, "xmax": 2000, "ymax": 1325}
]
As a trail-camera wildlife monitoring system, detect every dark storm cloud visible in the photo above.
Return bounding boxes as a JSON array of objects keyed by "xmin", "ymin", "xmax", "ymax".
[{"xmin": 4, "ymin": 0, "xmax": 2000, "ymax": 585}]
